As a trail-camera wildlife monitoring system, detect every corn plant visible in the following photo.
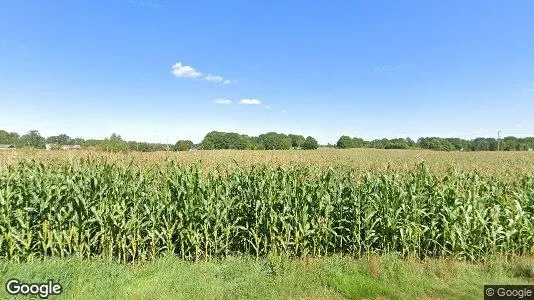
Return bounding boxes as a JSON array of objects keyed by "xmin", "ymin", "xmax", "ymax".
[{"xmin": 0, "ymin": 159, "xmax": 533, "ymax": 263}]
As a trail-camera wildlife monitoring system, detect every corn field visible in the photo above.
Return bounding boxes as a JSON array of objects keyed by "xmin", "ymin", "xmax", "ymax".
[{"xmin": 1, "ymin": 158, "xmax": 533, "ymax": 263}]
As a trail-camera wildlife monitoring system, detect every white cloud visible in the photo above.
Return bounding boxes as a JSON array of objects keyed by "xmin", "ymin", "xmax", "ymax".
[
  {"xmin": 171, "ymin": 62, "xmax": 234, "ymax": 84},
  {"xmin": 204, "ymin": 75, "xmax": 234, "ymax": 84},
  {"xmin": 126, "ymin": 0, "xmax": 162, "ymax": 9},
  {"xmin": 239, "ymin": 98, "xmax": 261, "ymax": 105},
  {"xmin": 204, "ymin": 74, "xmax": 224, "ymax": 83},
  {"xmin": 213, "ymin": 98, "xmax": 232, "ymax": 105},
  {"xmin": 521, "ymin": 88, "xmax": 534, "ymax": 92},
  {"xmin": 172, "ymin": 62, "xmax": 202, "ymax": 78},
  {"xmin": 370, "ymin": 64, "xmax": 415, "ymax": 73},
  {"xmin": 281, "ymin": 110, "xmax": 287, "ymax": 114},
  {"xmin": 265, "ymin": 105, "xmax": 271, "ymax": 109}
]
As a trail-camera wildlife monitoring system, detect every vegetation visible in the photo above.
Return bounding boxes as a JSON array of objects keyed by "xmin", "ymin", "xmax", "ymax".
[
  {"xmin": 1, "ymin": 159, "xmax": 533, "ymax": 263},
  {"xmin": 302, "ymin": 136, "xmax": 319, "ymax": 150},
  {"xmin": 338, "ymin": 135, "xmax": 534, "ymax": 151},
  {"xmin": 2, "ymin": 148, "xmax": 534, "ymax": 178},
  {"xmin": 174, "ymin": 140, "xmax": 194, "ymax": 151},
  {"xmin": 1, "ymin": 254, "xmax": 533, "ymax": 299},
  {"xmin": 4, "ymin": 129, "xmax": 534, "ymax": 152},
  {"xmin": 1, "ymin": 148, "xmax": 533, "ymax": 298}
]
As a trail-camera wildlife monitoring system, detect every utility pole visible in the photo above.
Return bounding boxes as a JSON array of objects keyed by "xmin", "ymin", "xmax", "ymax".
[{"xmin": 497, "ymin": 130, "xmax": 501, "ymax": 151}]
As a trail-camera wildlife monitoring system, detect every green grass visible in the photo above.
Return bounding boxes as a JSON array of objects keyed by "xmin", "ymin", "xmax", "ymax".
[{"xmin": 1, "ymin": 254, "xmax": 533, "ymax": 299}]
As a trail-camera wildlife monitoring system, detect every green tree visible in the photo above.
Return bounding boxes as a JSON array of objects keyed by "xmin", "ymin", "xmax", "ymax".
[
  {"xmin": 336, "ymin": 135, "xmax": 354, "ymax": 148},
  {"xmin": 0, "ymin": 130, "xmax": 18, "ymax": 145},
  {"xmin": 406, "ymin": 137, "xmax": 415, "ymax": 147},
  {"xmin": 351, "ymin": 137, "xmax": 365, "ymax": 148},
  {"xmin": 100, "ymin": 133, "xmax": 129, "ymax": 153},
  {"xmin": 302, "ymin": 136, "xmax": 319, "ymax": 150},
  {"xmin": 20, "ymin": 130, "xmax": 45, "ymax": 148},
  {"xmin": 46, "ymin": 134, "xmax": 73, "ymax": 145},
  {"xmin": 288, "ymin": 134, "xmax": 306, "ymax": 148},
  {"xmin": 174, "ymin": 140, "xmax": 194, "ymax": 151},
  {"xmin": 202, "ymin": 140, "xmax": 214, "ymax": 150},
  {"xmin": 258, "ymin": 132, "xmax": 292, "ymax": 150}
]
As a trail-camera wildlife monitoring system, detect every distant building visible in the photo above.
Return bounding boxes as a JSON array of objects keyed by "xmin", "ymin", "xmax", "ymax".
[
  {"xmin": 60, "ymin": 145, "xmax": 82, "ymax": 150},
  {"xmin": 0, "ymin": 144, "xmax": 15, "ymax": 150}
]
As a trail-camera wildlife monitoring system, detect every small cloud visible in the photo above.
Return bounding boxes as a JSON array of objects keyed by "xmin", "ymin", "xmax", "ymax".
[
  {"xmin": 265, "ymin": 105, "xmax": 271, "ymax": 109},
  {"xmin": 516, "ymin": 123, "xmax": 523, "ymax": 128},
  {"xmin": 172, "ymin": 62, "xmax": 202, "ymax": 78},
  {"xmin": 370, "ymin": 63, "xmax": 415, "ymax": 73},
  {"xmin": 171, "ymin": 61, "xmax": 234, "ymax": 84},
  {"xmin": 126, "ymin": 0, "xmax": 162, "ymax": 9},
  {"xmin": 521, "ymin": 88, "xmax": 534, "ymax": 92},
  {"xmin": 213, "ymin": 98, "xmax": 232, "ymax": 105},
  {"xmin": 239, "ymin": 98, "xmax": 261, "ymax": 105},
  {"xmin": 204, "ymin": 74, "xmax": 224, "ymax": 83},
  {"xmin": 281, "ymin": 110, "xmax": 287, "ymax": 114},
  {"xmin": 204, "ymin": 75, "xmax": 233, "ymax": 84}
]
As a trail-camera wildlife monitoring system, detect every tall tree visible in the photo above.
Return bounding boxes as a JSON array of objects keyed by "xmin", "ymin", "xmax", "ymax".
[
  {"xmin": 19, "ymin": 130, "xmax": 45, "ymax": 148},
  {"xmin": 336, "ymin": 135, "xmax": 354, "ymax": 148},
  {"xmin": 302, "ymin": 136, "xmax": 319, "ymax": 150},
  {"xmin": 288, "ymin": 134, "xmax": 306, "ymax": 148},
  {"xmin": 100, "ymin": 133, "xmax": 129, "ymax": 152},
  {"xmin": 46, "ymin": 134, "xmax": 73, "ymax": 145},
  {"xmin": 0, "ymin": 130, "xmax": 17, "ymax": 144},
  {"xmin": 174, "ymin": 140, "xmax": 194, "ymax": 151}
]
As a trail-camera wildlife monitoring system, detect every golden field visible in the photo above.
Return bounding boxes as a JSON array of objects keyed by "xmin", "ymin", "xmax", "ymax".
[{"xmin": 2, "ymin": 148, "xmax": 533, "ymax": 177}]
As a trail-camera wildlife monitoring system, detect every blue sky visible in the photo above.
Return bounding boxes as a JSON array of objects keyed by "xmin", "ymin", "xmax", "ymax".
[{"xmin": 1, "ymin": 0, "xmax": 533, "ymax": 144}]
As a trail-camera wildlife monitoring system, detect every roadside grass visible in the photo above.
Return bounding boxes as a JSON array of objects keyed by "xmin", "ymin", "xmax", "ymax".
[{"xmin": 1, "ymin": 254, "xmax": 533, "ymax": 299}]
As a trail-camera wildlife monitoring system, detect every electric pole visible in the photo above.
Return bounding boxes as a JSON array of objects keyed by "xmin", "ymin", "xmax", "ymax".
[{"xmin": 497, "ymin": 130, "xmax": 501, "ymax": 151}]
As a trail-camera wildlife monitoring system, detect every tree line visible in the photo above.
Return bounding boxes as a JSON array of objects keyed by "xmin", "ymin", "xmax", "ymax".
[
  {"xmin": 200, "ymin": 131, "xmax": 318, "ymax": 150},
  {"xmin": 2, "ymin": 129, "xmax": 533, "ymax": 152},
  {"xmin": 0, "ymin": 129, "xmax": 319, "ymax": 152},
  {"xmin": 336, "ymin": 135, "xmax": 534, "ymax": 151}
]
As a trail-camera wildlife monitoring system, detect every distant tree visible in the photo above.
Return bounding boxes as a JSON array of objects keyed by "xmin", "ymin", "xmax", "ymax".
[
  {"xmin": 202, "ymin": 140, "xmax": 214, "ymax": 150},
  {"xmin": 336, "ymin": 135, "xmax": 353, "ymax": 148},
  {"xmin": 472, "ymin": 138, "xmax": 490, "ymax": 151},
  {"xmin": 501, "ymin": 136, "xmax": 518, "ymax": 151},
  {"xmin": 288, "ymin": 134, "xmax": 306, "ymax": 148},
  {"xmin": 46, "ymin": 134, "xmax": 73, "ymax": 145},
  {"xmin": 258, "ymin": 132, "xmax": 292, "ymax": 150},
  {"xmin": 385, "ymin": 138, "xmax": 409, "ymax": 149},
  {"xmin": 440, "ymin": 140, "xmax": 455, "ymax": 151},
  {"xmin": 406, "ymin": 137, "xmax": 415, "ymax": 147},
  {"xmin": 100, "ymin": 133, "xmax": 129, "ymax": 152},
  {"xmin": 302, "ymin": 136, "xmax": 319, "ymax": 150},
  {"xmin": 0, "ymin": 130, "xmax": 18, "ymax": 144},
  {"xmin": 174, "ymin": 140, "xmax": 194, "ymax": 151},
  {"xmin": 352, "ymin": 137, "xmax": 366, "ymax": 148},
  {"xmin": 73, "ymin": 137, "xmax": 85, "ymax": 145},
  {"xmin": 20, "ymin": 130, "xmax": 45, "ymax": 148},
  {"xmin": 200, "ymin": 131, "xmax": 254, "ymax": 150}
]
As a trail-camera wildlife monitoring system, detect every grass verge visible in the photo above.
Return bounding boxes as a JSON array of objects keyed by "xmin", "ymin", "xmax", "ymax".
[{"xmin": 1, "ymin": 254, "xmax": 533, "ymax": 299}]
